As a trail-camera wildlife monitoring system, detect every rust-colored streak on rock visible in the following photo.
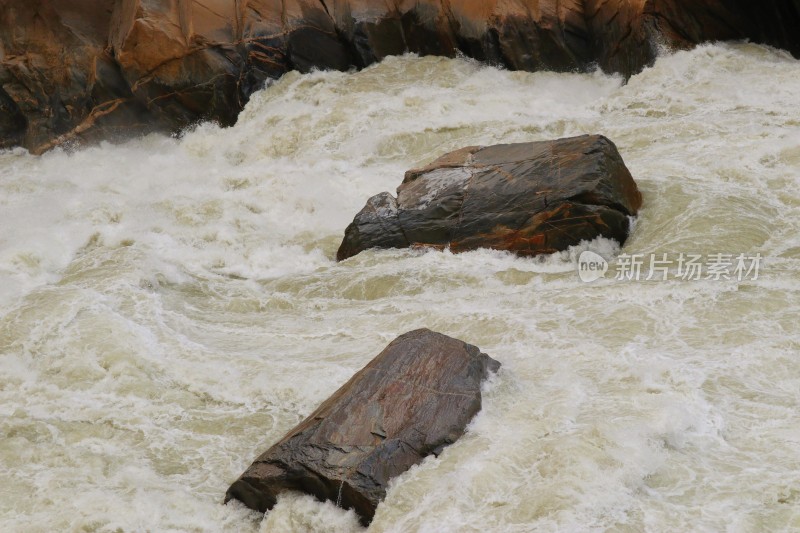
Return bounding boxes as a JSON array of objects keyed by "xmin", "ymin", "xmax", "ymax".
[{"xmin": 225, "ymin": 329, "xmax": 500, "ymax": 526}]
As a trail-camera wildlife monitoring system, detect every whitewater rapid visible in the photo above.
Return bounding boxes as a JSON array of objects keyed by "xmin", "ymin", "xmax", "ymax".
[{"xmin": 1, "ymin": 43, "xmax": 799, "ymax": 532}]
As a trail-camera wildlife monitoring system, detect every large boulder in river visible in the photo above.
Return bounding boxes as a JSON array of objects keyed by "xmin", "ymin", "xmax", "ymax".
[
  {"xmin": 225, "ymin": 328, "xmax": 500, "ymax": 526},
  {"xmin": 337, "ymin": 134, "xmax": 643, "ymax": 261},
  {"xmin": 2, "ymin": 1, "xmax": 799, "ymax": 152}
]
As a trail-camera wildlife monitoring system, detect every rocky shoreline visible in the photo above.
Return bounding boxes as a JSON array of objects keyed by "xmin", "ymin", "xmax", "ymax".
[{"xmin": 1, "ymin": 1, "xmax": 799, "ymax": 152}]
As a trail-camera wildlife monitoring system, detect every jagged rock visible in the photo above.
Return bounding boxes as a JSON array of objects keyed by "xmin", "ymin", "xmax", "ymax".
[
  {"xmin": 337, "ymin": 135, "xmax": 643, "ymax": 260},
  {"xmin": 1, "ymin": 0, "xmax": 799, "ymax": 151},
  {"xmin": 225, "ymin": 328, "xmax": 500, "ymax": 526}
]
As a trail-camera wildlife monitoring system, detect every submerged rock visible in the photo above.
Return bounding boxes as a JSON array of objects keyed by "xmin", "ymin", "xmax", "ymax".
[
  {"xmin": 337, "ymin": 135, "xmax": 643, "ymax": 261},
  {"xmin": 225, "ymin": 328, "xmax": 500, "ymax": 526},
  {"xmin": 1, "ymin": 1, "xmax": 799, "ymax": 151}
]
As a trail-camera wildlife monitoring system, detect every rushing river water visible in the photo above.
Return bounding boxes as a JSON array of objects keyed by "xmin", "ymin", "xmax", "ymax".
[{"xmin": 1, "ymin": 42, "xmax": 799, "ymax": 532}]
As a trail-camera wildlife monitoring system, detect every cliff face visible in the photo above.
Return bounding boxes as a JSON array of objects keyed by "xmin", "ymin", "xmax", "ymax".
[{"xmin": 1, "ymin": 0, "xmax": 798, "ymax": 152}]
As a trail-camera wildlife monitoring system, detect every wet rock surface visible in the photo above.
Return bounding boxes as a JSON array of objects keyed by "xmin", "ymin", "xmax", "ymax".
[
  {"xmin": 337, "ymin": 134, "xmax": 643, "ymax": 260},
  {"xmin": 225, "ymin": 328, "xmax": 500, "ymax": 526},
  {"xmin": 1, "ymin": 1, "xmax": 798, "ymax": 151}
]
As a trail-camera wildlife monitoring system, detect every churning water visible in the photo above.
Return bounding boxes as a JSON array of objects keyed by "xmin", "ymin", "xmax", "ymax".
[{"xmin": 1, "ymin": 43, "xmax": 799, "ymax": 532}]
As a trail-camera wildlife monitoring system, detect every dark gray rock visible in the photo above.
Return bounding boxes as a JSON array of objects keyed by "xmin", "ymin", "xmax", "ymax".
[
  {"xmin": 225, "ymin": 328, "xmax": 500, "ymax": 526},
  {"xmin": 0, "ymin": 86, "xmax": 26, "ymax": 149}
]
